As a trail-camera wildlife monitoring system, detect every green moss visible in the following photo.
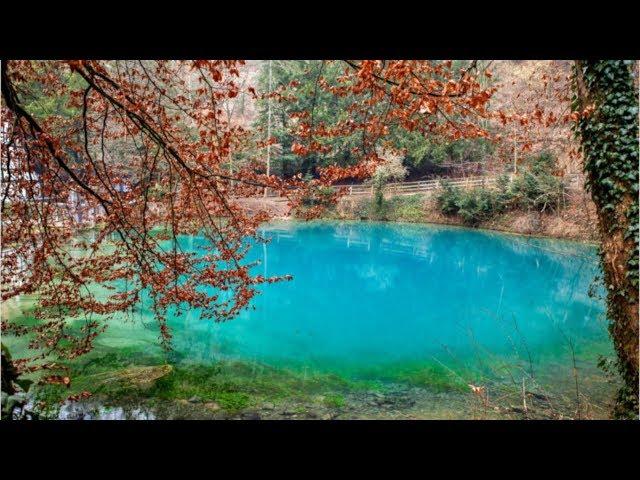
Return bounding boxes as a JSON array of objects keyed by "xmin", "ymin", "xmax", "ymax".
[
  {"xmin": 394, "ymin": 367, "xmax": 470, "ymax": 393},
  {"xmin": 31, "ymin": 346, "xmax": 480, "ymax": 411},
  {"xmin": 145, "ymin": 361, "xmax": 361, "ymax": 407},
  {"xmin": 214, "ymin": 392, "xmax": 251, "ymax": 412},
  {"xmin": 396, "ymin": 364, "xmax": 474, "ymax": 392},
  {"xmin": 323, "ymin": 393, "xmax": 346, "ymax": 408},
  {"xmin": 28, "ymin": 346, "xmax": 387, "ymax": 414}
]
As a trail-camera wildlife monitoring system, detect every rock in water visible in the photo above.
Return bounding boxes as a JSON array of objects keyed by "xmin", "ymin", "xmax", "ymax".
[
  {"xmin": 242, "ymin": 411, "xmax": 261, "ymax": 420},
  {"xmin": 204, "ymin": 402, "xmax": 221, "ymax": 411}
]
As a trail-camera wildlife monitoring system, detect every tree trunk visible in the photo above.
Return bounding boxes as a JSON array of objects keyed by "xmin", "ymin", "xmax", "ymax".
[{"xmin": 573, "ymin": 60, "xmax": 639, "ymax": 418}]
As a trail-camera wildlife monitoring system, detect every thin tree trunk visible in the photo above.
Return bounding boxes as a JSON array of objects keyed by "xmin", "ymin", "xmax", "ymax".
[{"xmin": 264, "ymin": 60, "xmax": 272, "ymax": 197}]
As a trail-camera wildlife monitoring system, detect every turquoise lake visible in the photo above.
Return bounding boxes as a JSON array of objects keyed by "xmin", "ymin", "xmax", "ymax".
[{"xmin": 95, "ymin": 221, "xmax": 610, "ymax": 388}]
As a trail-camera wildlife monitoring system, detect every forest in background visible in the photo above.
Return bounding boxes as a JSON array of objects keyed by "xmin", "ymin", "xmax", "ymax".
[{"xmin": 220, "ymin": 60, "xmax": 581, "ymax": 181}]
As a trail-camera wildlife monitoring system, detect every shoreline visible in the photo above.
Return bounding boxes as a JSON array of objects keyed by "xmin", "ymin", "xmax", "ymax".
[
  {"xmin": 295, "ymin": 188, "xmax": 599, "ymax": 244},
  {"xmin": 279, "ymin": 216, "xmax": 600, "ymax": 247}
]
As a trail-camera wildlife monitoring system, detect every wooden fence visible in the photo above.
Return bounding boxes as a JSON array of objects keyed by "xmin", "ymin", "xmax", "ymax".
[
  {"xmin": 340, "ymin": 176, "xmax": 495, "ymax": 196},
  {"xmin": 337, "ymin": 172, "xmax": 584, "ymax": 197}
]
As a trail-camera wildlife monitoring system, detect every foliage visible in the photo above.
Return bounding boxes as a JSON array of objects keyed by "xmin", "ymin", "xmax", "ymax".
[
  {"xmin": 510, "ymin": 172, "xmax": 564, "ymax": 212},
  {"xmin": 0, "ymin": 60, "xmax": 374, "ymax": 383},
  {"xmin": 495, "ymin": 173, "xmax": 513, "ymax": 206},
  {"xmin": 385, "ymin": 195, "xmax": 425, "ymax": 223},
  {"xmin": 254, "ymin": 60, "xmax": 363, "ymax": 178},
  {"xmin": 371, "ymin": 155, "xmax": 408, "ymax": 186},
  {"xmin": 509, "ymin": 152, "xmax": 567, "ymax": 212},
  {"xmin": 436, "ymin": 182, "xmax": 504, "ymax": 226},
  {"xmin": 436, "ymin": 152, "xmax": 567, "ymax": 225},
  {"xmin": 331, "ymin": 194, "xmax": 426, "ymax": 223},
  {"xmin": 436, "ymin": 182, "xmax": 463, "ymax": 216},
  {"xmin": 370, "ymin": 155, "xmax": 408, "ymax": 214},
  {"xmin": 488, "ymin": 60, "xmax": 580, "ymax": 173},
  {"xmin": 460, "ymin": 189, "xmax": 502, "ymax": 226},
  {"xmin": 454, "ymin": 188, "xmax": 503, "ymax": 226},
  {"xmin": 392, "ymin": 130, "xmax": 494, "ymax": 178},
  {"xmin": 254, "ymin": 60, "xmax": 495, "ymax": 183},
  {"xmin": 572, "ymin": 60, "xmax": 639, "ymax": 418}
]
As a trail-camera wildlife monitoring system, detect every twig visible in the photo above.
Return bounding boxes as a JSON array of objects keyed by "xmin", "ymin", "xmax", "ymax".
[
  {"xmin": 522, "ymin": 377, "xmax": 528, "ymax": 418},
  {"xmin": 558, "ymin": 326, "xmax": 581, "ymax": 419}
]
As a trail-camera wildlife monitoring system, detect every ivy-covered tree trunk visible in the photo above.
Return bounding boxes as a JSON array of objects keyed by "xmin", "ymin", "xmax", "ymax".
[{"xmin": 572, "ymin": 60, "xmax": 639, "ymax": 418}]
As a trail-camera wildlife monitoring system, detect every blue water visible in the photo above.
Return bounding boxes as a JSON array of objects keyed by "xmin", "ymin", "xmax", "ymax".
[{"xmin": 108, "ymin": 221, "xmax": 608, "ymax": 379}]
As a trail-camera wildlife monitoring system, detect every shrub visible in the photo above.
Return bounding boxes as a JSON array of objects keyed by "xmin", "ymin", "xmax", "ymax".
[
  {"xmin": 386, "ymin": 195, "xmax": 425, "ymax": 222},
  {"xmin": 369, "ymin": 155, "xmax": 408, "ymax": 218},
  {"xmin": 495, "ymin": 173, "xmax": 514, "ymax": 207},
  {"xmin": 455, "ymin": 188, "xmax": 503, "ymax": 226},
  {"xmin": 352, "ymin": 196, "xmax": 373, "ymax": 219},
  {"xmin": 436, "ymin": 181, "xmax": 505, "ymax": 226},
  {"xmin": 436, "ymin": 152, "xmax": 567, "ymax": 226},
  {"xmin": 372, "ymin": 177, "xmax": 386, "ymax": 216},
  {"xmin": 510, "ymin": 164, "xmax": 566, "ymax": 213},
  {"xmin": 436, "ymin": 182, "xmax": 461, "ymax": 215},
  {"xmin": 509, "ymin": 151, "xmax": 567, "ymax": 212}
]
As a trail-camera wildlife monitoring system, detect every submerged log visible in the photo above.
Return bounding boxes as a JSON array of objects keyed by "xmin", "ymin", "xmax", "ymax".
[{"xmin": 89, "ymin": 364, "xmax": 173, "ymax": 390}]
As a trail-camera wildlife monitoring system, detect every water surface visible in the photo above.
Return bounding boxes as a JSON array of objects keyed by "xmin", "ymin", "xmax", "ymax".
[{"xmin": 95, "ymin": 221, "xmax": 610, "ymax": 385}]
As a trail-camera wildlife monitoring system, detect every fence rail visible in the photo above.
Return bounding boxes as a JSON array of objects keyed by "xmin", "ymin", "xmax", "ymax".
[
  {"xmin": 263, "ymin": 173, "xmax": 584, "ymax": 199},
  {"xmin": 338, "ymin": 173, "xmax": 584, "ymax": 197},
  {"xmin": 340, "ymin": 176, "xmax": 496, "ymax": 196}
]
